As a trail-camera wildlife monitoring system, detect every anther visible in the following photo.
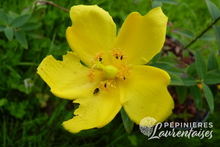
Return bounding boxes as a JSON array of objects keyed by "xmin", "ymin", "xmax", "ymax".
[{"xmin": 88, "ymin": 69, "xmax": 95, "ymax": 82}]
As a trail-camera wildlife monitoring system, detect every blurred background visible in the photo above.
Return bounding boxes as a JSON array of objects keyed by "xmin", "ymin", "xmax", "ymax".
[{"xmin": 1, "ymin": 0, "xmax": 220, "ymax": 146}]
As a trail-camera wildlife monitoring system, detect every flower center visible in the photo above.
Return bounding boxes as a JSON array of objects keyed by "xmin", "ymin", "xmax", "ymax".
[
  {"xmin": 88, "ymin": 50, "xmax": 131, "ymax": 93},
  {"xmin": 96, "ymin": 62, "xmax": 118, "ymax": 79}
]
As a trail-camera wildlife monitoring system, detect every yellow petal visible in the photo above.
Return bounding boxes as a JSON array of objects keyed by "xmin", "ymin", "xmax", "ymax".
[
  {"xmin": 37, "ymin": 52, "xmax": 103, "ymax": 100},
  {"xmin": 62, "ymin": 88, "xmax": 121, "ymax": 133},
  {"xmin": 66, "ymin": 5, "xmax": 116, "ymax": 67},
  {"xmin": 118, "ymin": 65, "xmax": 174, "ymax": 124},
  {"xmin": 113, "ymin": 7, "xmax": 168, "ymax": 65}
]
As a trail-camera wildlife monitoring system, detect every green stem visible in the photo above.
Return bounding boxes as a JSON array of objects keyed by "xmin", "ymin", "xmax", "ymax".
[
  {"xmin": 149, "ymin": 0, "xmax": 153, "ymax": 9},
  {"xmin": 35, "ymin": 1, "xmax": 69, "ymax": 13},
  {"xmin": 184, "ymin": 16, "xmax": 220, "ymax": 49}
]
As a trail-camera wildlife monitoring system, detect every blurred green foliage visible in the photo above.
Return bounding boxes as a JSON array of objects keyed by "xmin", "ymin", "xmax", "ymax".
[{"xmin": 0, "ymin": 0, "xmax": 220, "ymax": 146}]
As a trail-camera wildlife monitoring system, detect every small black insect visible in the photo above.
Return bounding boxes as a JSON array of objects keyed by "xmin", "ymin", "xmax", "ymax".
[
  {"xmin": 104, "ymin": 83, "xmax": 107, "ymax": 88},
  {"xmin": 120, "ymin": 55, "xmax": 123, "ymax": 60},
  {"xmin": 93, "ymin": 88, "xmax": 100, "ymax": 95},
  {"xmin": 99, "ymin": 57, "xmax": 102, "ymax": 61}
]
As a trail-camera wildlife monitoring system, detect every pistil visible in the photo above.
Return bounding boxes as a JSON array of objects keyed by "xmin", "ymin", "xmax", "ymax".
[{"xmin": 96, "ymin": 62, "xmax": 118, "ymax": 79}]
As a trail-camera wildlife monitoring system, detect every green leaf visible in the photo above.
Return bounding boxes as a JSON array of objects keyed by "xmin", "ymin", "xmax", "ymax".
[
  {"xmin": 187, "ymin": 63, "xmax": 197, "ymax": 76},
  {"xmin": 0, "ymin": 9, "xmax": 9, "ymax": 25},
  {"xmin": 20, "ymin": 22, "xmax": 41, "ymax": 31},
  {"xmin": 175, "ymin": 86, "xmax": 187, "ymax": 104},
  {"xmin": 181, "ymin": 76, "xmax": 197, "ymax": 86},
  {"xmin": 182, "ymin": 50, "xmax": 189, "ymax": 58},
  {"xmin": 150, "ymin": 52, "xmax": 161, "ymax": 63},
  {"xmin": 205, "ymin": 0, "xmax": 220, "ymax": 21},
  {"xmin": 4, "ymin": 27, "xmax": 14, "ymax": 41},
  {"xmin": 6, "ymin": 102, "xmax": 27, "ymax": 119},
  {"xmin": 150, "ymin": 62, "xmax": 183, "ymax": 76},
  {"xmin": 14, "ymin": 30, "xmax": 28, "ymax": 49},
  {"xmin": 0, "ymin": 98, "xmax": 7, "ymax": 107},
  {"xmin": 154, "ymin": 0, "xmax": 178, "ymax": 4},
  {"xmin": 134, "ymin": 0, "xmax": 142, "ymax": 4},
  {"xmin": 213, "ymin": 25, "xmax": 220, "ymax": 54},
  {"xmin": 204, "ymin": 70, "xmax": 220, "ymax": 84},
  {"xmin": 127, "ymin": 135, "xmax": 138, "ymax": 146},
  {"xmin": 0, "ymin": 25, "xmax": 5, "ymax": 32},
  {"xmin": 169, "ymin": 72, "xmax": 184, "ymax": 85},
  {"xmin": 27, "ymin": 32, "xmax": 43, "ymax": 39},
  {"xmin": 8, "ymin": 11, "xmax": 19, "ymax": 19},
  {"xmin": 195, "ymin": 50, "xmax": 207, "ymax": 79},
  {"xmin": 120, "ymin": 107, "xmax": 134, "ymax": 134},
  {"xmin": 152, "ymin": 1, "xmax": 162, "ymax": 8},
  {"xmin": 5, "ymin": 65, "xmax": 21, "ymax": 79},
  {"xmin": 199, "ymin": 33, "xmax": 216, "ymax": 41},
  {"xmin": 172, "ymin": 28, "xmax": 194, "ymax": 39},
  {"xmin": 190, "ymin": 85, "xmax": 203, "ymax": 110},
  {"xmin": 11, "ymin": 14, "xmax": 30, "ymax": 28},
  {"xmin": 202, "ymin": 83, "xmax": 214, "ymax": 113},
  {"xmin": 158, "ymin": 56, "xmax": 180, "ymax": 66},
  {"xmin": 208, "ymin": 49, "xmax": 219, "ymax": 70}
]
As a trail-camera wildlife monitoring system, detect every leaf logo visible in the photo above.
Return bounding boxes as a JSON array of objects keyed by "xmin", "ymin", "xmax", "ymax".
[{"xmin": 139, "ymin": 116, "xmax": 157, "ymax": 137}]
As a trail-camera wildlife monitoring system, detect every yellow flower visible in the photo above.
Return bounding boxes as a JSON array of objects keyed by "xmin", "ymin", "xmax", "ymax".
[{"xmin": 37, "ymin": 5, "xmax": 174, "ymax": 133}]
